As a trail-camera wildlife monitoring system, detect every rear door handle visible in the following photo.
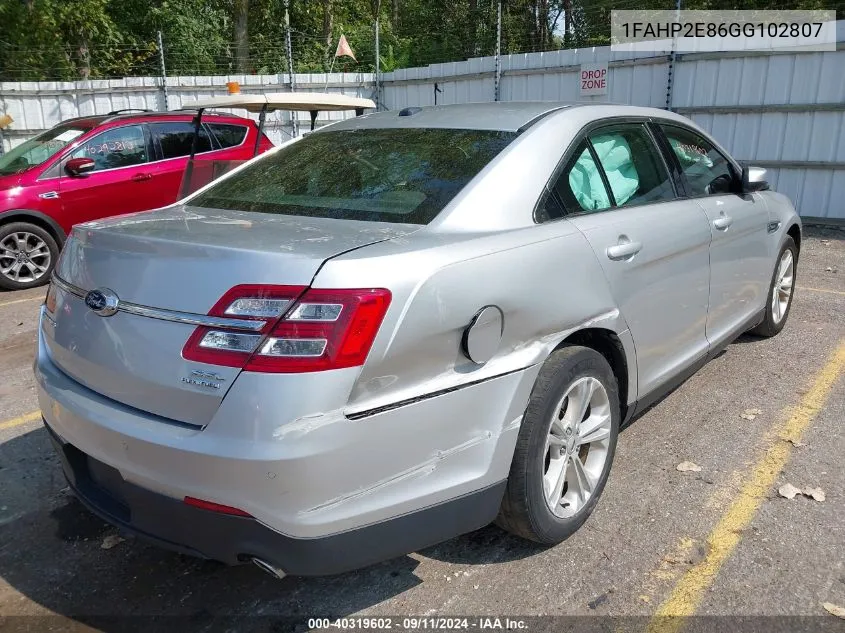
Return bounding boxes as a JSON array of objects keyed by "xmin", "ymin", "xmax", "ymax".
[
  {"xmin": 606, "ymin": 240, "xmax": 642, "ymax": 261},
  {"xmin": 713, "ymin": 214, "xmax": 733, "ymax": 230},
  {"xmin": 132, "ymin": 173, "xmax": 153, "ymax": 182}
]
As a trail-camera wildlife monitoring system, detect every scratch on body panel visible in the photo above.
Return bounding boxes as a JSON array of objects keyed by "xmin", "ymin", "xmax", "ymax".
[{"xmin": 300, "ymin": 415, "xmax": 523, "ymax": 515}]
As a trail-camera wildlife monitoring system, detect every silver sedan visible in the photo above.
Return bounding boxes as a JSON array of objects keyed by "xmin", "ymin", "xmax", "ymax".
[{"xmin": 35, "ymin": 102, "xmax": 800, "ymax": 577}]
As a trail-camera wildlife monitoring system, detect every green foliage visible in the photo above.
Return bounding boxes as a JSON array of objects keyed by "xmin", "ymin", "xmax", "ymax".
[{"xmin": 0, "ymin": 0, "xmax": 842, "ymax": 80}]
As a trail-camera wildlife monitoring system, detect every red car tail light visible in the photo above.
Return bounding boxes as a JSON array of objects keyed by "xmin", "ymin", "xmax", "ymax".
[
  {"xmin": 246, "ymin": 288, "xmax": 391, "ymax": 373},
  {"xmin": 181, "ymin": 285, "xmax": 391, "ymax": 373},
  {"xmin": 182, "ymin": 285, "xmax": 306, "ymax": 367}
]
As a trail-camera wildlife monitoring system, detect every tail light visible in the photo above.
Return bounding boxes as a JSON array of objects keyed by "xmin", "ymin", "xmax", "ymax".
[
  {"xmin": 45, "ymin": 281, "xmax": 58, "ymax": 314},
  {"xmin": 182, "ymin": 285, "xmax": 391, "ymax": 373}
]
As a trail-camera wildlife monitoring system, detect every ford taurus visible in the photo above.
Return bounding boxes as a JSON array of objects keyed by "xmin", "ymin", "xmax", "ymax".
[{"xmin": 35, "ymin": 102, "xmax": 800, "ymax": 577}]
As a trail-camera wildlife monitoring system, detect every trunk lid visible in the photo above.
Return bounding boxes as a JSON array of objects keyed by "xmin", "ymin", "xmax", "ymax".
[{"xmin": 44, "ymin": 204, "xmax": 418, "ymax": 426}]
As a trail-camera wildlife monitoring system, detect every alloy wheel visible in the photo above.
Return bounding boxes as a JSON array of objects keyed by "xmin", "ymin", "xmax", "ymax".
[
  {"xmin": 0, "ymin": 231, "xmax": 52, "ymax": 284},
  {"xmin": 543, "ymin": 376, "xmax": 613, "ymax": 518},
  {"xmin": 771, "ymin": 249, "xmax": 794, "ymax": 325}
]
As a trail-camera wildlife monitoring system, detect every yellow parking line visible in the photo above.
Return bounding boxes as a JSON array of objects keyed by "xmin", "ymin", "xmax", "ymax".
[
  {"xmin": 647, "ymin": 340, "xmax": 845, "ymax": 633},
  {"xmin": 0, "ymin": 410, "xmax": 42, "ymax": 431},
  {"xmin": 796, "ymin": 286, "xmax": 845, "ymax": 296},
  {"xmin": 0, "ymin": 296, "xmax": 42, "ymax": 309}
]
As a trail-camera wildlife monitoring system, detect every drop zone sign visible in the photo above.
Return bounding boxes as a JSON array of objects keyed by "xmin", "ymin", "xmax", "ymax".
[{"xmin": 580, "ymin": 63, "xmax": 608, "ymax": 97}]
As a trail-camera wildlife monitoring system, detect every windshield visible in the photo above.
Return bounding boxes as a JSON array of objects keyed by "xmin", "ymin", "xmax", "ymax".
[
  {"xmin": 0, "ymin": 123, "xmax": 93, "ymax": 176},
  {"xmin": 190, "ymin": 128, "xmax": 517, "ymax": 225}
]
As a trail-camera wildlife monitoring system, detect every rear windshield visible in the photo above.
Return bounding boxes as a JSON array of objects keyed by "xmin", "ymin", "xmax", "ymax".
[{"xmin": 190, "ymin": 128, "xmax": 516, "ymax": 224}]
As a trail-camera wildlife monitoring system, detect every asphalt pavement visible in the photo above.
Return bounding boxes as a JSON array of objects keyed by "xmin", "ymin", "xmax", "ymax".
[{"xmin": 0, "ymin": 227, "xmax": 843, "ymax": 633}]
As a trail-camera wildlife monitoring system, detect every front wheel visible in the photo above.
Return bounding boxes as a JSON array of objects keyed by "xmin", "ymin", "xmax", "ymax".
[
  {"xmin": 496, "ymin": 345, "xmax": 620, "ymax": 545},
  {"xmin": 749, "ymin": 236, "xmax": 797, "ymax": 338},
  {"xmin": 0, "ymin": 222, "xmax": 59, "ymax": 291}
]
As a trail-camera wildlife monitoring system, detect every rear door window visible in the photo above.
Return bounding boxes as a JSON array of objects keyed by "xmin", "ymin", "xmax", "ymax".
[
  {"xmin": 587, "ymin": 125, "xmax": 676, "ymax": 208},
  {"xmin": 544, "ymin": 123, "xmax": 676, "ymax": 219},
  {"xmin": 556, "ymin": 140, "xmax": 612, "ymax": 213},
  {"xmin": 208, "ymin": 123, "xmax": 248, "ymax": 149},
  {"xmin": 190, "ymin": 128, "xmax": 516, "ymax": 225},
  {"xmin": 69, "ymin": 125, "xmax": 149, "ymax": 171},
  {"xmin": 150, "ymin": 122, "xmax": 212, "ymax": 159}
]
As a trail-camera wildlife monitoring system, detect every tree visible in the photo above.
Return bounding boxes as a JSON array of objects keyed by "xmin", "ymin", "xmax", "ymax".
[
  {"xmin": 2, "ymin": 0, "xmax": 844, "ymax": 81},
  {"xmin": 324, "ymin": 0, "xmax": 334, "ymax": 52},
  {"xmin": 234, "ymin": 0, "xmax": 250, "ymax": 73}
]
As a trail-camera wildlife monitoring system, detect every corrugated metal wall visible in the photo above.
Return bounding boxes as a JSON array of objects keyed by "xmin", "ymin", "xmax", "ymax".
[
  {"xmin": 382, "ymin": 48, "xmax": 669, "ymax": 109},
  {"xmin": 380, "ymin": 21, "xmax": 845, "ymax": 221},
  {"xmin": 2, "ymin": 22, "xmax": 843, "ymax": 219},
  {"xmin": 673, "ymin": 47, "xmax": 845, "ymax": 220}
]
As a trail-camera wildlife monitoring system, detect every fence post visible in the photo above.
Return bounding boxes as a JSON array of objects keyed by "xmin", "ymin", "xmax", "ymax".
[
  {"xmin": 157, "ymin": 31, "xmax": 169, "ymax": 111},
  {"xmin": 374, "ymin": 16, "xmax": 381, "ymax": 109},
  {"xmin": 283, "ymin": 0, "xmax": 298, "ymax": 137},
  {"xmin": 665, "ymin": 0, "xmax": 682, "ymax": 110},
  {"xmin": 494, "ymin": 0, "xmax": 502, "ymax": 102}
]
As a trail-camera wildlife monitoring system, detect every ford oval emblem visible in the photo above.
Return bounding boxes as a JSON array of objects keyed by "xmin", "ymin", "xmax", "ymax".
[{"xmin": 84, "ymin": 288, "xmax": 120, "ymax": 317}]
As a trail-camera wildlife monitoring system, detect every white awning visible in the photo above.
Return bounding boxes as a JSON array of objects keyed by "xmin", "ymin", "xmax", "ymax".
[{"xmin": 186, "ymin": 92, "xmax": 376, "ymax": 113}]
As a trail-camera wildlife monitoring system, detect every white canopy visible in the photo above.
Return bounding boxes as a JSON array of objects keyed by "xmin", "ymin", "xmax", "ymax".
[{"xmin": 187, "ymin": 92, "xmax": 376, "ymax": 113}]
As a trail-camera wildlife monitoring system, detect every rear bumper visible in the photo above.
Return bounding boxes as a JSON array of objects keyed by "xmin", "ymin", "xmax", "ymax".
[
  {"xmin": 47, "ymin": 420, "xmax": 504, "ymax": 576},
  {"xmin": 36, "ymin": 311, "xmax": 539, "ymax": 563}
]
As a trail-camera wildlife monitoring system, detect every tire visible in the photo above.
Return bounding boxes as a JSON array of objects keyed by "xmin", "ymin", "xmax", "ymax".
[
  {"xmin": 749, "ymin": 236, "xmax": 797, "ymax": 338},
  {"xmin": 496, "ymin": 345, "xmax": 620, "ymax": 545},
  {"xmin": 0, "ymin": 222, "xmax": 59, "ymax": 291}
]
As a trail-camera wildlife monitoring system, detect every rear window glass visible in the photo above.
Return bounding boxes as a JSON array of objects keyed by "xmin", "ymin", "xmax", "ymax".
[
  {"xmin": 189, "ymin": 128, "xmax": 516, "ymax": 225},
  {"xmin": 208, "ymin": 123, "xmax": 248, "ymax": 148}
]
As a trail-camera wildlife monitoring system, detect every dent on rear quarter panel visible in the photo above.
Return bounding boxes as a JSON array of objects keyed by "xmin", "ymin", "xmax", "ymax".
[
  {"xmin": 314, "ymin": 221, "xmax": 629, "ymax": 414},
  {"xmin": 255, "ymin": 221, "xmax": 630, "ymax": 533}
]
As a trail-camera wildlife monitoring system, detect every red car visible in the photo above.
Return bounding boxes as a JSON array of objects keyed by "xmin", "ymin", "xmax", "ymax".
[{"xmin": 0, "ymin": 110, "xmax": 272, "ymax": 290}]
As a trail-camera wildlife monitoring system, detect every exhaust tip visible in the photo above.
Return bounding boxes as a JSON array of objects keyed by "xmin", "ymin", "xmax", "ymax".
[{"xmin": 251, "ymin": 557, "xmax": 287, "ymax": 580}]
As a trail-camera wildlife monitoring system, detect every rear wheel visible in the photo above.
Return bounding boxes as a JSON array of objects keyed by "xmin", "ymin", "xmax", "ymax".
[
  {"xmin": 0, "ymin": 222, "xmax": 58, "ymax": 290},
  {"xmin": 749, "ymin": 236, "xmax": 797, "ymax": 338},
  {"xmin": 496, "ymin": 345, "xmax": 620, "ymax": 544}
]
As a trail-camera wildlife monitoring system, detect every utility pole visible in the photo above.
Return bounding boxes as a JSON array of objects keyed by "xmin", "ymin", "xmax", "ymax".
[
  {"xmin": 374, "ymin": 18, "xmax": 380, "ymax": 109},
  {"xmin": 373, "ymin": 0, "xmax": 381, "ymax": 110},
  {"xmin": 157, "ymin": 31, "xmax": 169, "ymax": 111},
  {"xmin": 494, "ymin": 0, "xmax": 502, "ymax": 102},
  {"xmin": 283, "ymin": 0, "xmax": 298, "ymax": 136},
  {"xmin": 665, "ymin": 0, "xmax": 682, "ymax": 110}
]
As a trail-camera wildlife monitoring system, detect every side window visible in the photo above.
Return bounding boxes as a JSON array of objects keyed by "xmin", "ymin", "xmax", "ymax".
[
  {"xmin": 150, "ymin": 122, "xmax": 212, "ymax": 160},
  {"xmin": 660, "ymin": 125, "xmax": 734, "ymax": 196},
  {"xmin": 550, "ymin": 140, "xmax": 612, "ymax": 215},
  {"xmin": 70, "ymin": 125, "xmax": 148, "ymax": 171},
  {"xmin": 588, "ymin": 124, "xmax": 675, "ymax": 208},
  {"xmin": 208, "ymin": 123, "xmax": 248, "ymax": 149}
]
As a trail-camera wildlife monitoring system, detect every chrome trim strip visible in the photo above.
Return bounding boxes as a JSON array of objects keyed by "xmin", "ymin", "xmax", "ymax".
[
  {"xmin": 345, "ymin": 366, "xmax": 530, "ymax": 421},
  {"xmin": 118, "ymin": 302, "xmax": 267, "ymax": 331},
  {"xmin": 52, "ymin": 275, "xmax": 86, "ymax": 299},
  {"xmin": 51, "ymin": 275, "xmax": 267, "ymax": 332}
]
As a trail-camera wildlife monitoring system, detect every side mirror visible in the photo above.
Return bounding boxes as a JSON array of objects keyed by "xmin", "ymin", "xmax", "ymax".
[
  {"xmin": 65, "ymin": 157, "xmax": 95, "ymax": 177},
  {"xmin": 741, "ymin": 165, "xmax": 769, "ymax": 193},
  {"xmin": 707, "ymin": 173, "xmax": 733, "ymax": 195}
]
